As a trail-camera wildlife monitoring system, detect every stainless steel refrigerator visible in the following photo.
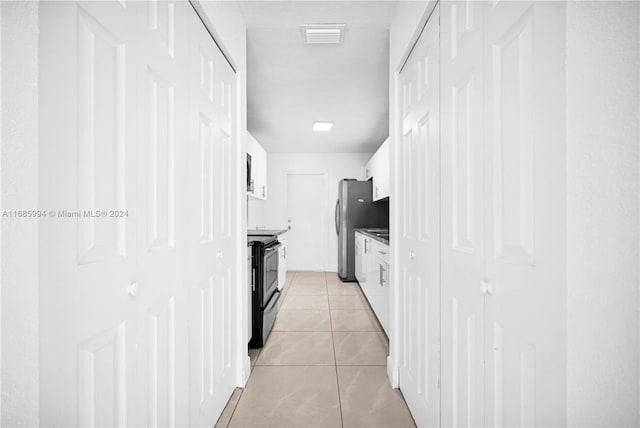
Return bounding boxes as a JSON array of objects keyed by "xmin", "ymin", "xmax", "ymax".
[{"xmin": 335, "ymin": 179, "xmax": 389, "ymax": 281}]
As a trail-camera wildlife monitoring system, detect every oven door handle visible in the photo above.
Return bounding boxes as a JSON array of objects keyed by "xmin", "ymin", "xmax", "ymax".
[{"xmin": 264, "ymin": 290, "xmax": 280, "ymax": 313}]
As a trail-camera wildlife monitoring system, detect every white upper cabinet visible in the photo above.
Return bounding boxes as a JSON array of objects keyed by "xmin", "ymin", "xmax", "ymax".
[
  {"xmin": 247, "ymin": 131, "xmax": 267, "ymax": 200},
  {"xmin": 365, "ymin": 137, "xmax": 390, "ymax": 201}
]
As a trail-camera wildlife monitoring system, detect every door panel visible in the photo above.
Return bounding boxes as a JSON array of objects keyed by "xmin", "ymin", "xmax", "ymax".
[
  {"xmin": 440, "ymin": 1, "xmax": 485, "ymax": 426},
  {"xmin": 39, "ymin": 2, "xmax": 141, "ymax": 425},
  {"xmin": 397, "ymin": 4, "xmax": 440, "ymax": 426},
  {"xmin": 483, "ymin": 2, "xmax": 566, "ymax": 427},
  {"xmin": 39, "ymin": 2, "xmax": 235, "ymax": 427},
  {"xmin": 285, "ymin": 174, "xmax": 327, "ymax": 271},
  {"xmin": 137, "ymin": 3, "xmax": 190, "ymax": 426},
  {"xmin": 188, "ymin": 7, "xmax": 238, "ymax": 424}
]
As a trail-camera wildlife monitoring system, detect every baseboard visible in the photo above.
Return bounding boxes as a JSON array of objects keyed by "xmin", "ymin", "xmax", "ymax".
[
  {"xmin": 387, "ymin": 355, "xmax": 399, "ymax": 388},
  {"xmin": 327, "ymin": 264, "xmax": 338, "ymax": 272}
]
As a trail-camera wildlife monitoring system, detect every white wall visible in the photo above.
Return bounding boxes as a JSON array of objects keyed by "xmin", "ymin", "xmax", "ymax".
[
  {"xmin": 0, "ymin": 1, "xmax": 40, "ymax": 425},
  {"xmin": 263, "ymin": 153, "xmax": 370, "ymax": 271},
  {"xmin": 566, "ymin": 2, "xmax": 640, "ymax": 425}
]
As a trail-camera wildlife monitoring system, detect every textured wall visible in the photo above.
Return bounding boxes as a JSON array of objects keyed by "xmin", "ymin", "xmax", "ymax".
[
  {"xmin": 0, "ymin": 1, "xmax": 40, "ymax": 426},
  {"xmin": 566, "ymin": 1, "xmax": 640, "ymax": 425}
]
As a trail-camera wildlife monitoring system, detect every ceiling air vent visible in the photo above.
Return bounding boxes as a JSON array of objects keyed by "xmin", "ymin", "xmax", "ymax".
[{"xmin": 300, "ymin": 24, "xmax": 345, "ymax": 45}]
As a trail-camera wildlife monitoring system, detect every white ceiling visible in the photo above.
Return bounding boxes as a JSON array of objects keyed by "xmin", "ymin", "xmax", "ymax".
[{"xmin": 237, "ymin": 1, "xmax": 396, "ymax": 154}]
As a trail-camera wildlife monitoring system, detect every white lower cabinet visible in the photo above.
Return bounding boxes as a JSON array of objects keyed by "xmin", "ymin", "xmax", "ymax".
[
  {"xmin": 355, "ymin": 232, "xmax": 366, "ymax": 283},
  {"xmin": 278, "ymin": 233, "xmax": 287, "ymax": 290},
  {"xmin": 367, "ymin": 240, "xmax": 390, "ymax": 335},
  {"xmin": 355, "ymin": 232, "xmax": 390, "ymax": 335}
]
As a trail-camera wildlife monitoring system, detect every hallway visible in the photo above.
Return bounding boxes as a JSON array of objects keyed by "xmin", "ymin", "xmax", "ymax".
[{"xmin": 215, "ymin": 272, "xmax": 415, "ymax": 428}]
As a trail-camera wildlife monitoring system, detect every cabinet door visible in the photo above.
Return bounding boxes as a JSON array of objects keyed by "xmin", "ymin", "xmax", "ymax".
[
  {"xmin": 278, "ymin": 234, "xmax": 287, "ymax": 289},
  {"xmin": 246, "ymin": 132, "xmax": 267, "ymax": 200},
  {"xmin": 362, "ymin": 237, "xmax": 372, "ymax": 295},
  {"xmin": 376, "ymin": 139, "xmax": 390, "ymax": 200},
  {"xmin": 365, "ymin": 155, "xmax": 374, "ymax": 180},
  {"xmin": 256, "ymin": 144, "xmax": 267, "ymax": 199},
  {"xmin": 397, "ymin": 3, "xmax": 441, "ymax": 426},
  {"xmin": 370, "ymin": 241, "xmax": 390, "ymax": 335},
  {"xmin": 355, "ymin": 233, "xmax": 363, "ymax": 282}
]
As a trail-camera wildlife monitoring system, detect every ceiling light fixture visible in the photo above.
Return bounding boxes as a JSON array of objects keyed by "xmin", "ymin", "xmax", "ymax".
[
  {"xmin": 301, "ymin": 24, "xmax": 345, "ymax": 45},
  {"xmin": 313, "ymin": 121, "xmax": 334, "ymax": 132}
]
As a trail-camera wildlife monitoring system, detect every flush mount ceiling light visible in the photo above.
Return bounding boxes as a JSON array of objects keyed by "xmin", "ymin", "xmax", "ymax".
[
  {"xmin": 300, "ymin": 24, "xmax": 345, "ymax": 45},
  {"xmin": 313, "ymin": 121, "xmax": 334, "ymax": 132}
]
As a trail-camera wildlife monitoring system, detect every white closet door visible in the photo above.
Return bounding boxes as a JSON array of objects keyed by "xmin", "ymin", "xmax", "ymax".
[
  {"xmin": 187, "ymin": 7, "xmax": 239, "ymax": 425},
  {"xmin": 397, "ymin": 4, "xmax": 441, "ymax": 426},
  {"xmin": 39, "ymin": 1, "xmax": 190, "ymax": 426},
  {"xmin": 483, "ymin": 2, "xmax": 566, "ymax": 427},
  {"xmin": 440, "ymin": 1, "xmax": 485, "ymax": 426},
  {"xmin": 136, "ymin": 2, "xmax": 190, "ymax": 425}
]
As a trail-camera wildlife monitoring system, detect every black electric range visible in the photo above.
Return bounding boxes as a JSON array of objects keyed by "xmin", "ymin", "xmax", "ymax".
[{"xmin": 248, "ymin": 234, "xmax": 281, "ymax": 348}]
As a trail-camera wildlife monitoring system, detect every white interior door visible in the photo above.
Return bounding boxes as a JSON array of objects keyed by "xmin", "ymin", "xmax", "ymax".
[
  {"xmin": 285, "ymin": 173, "xmax": 327, "ymax": 271},
  {"xmin": 39, "ymin": 1, "xmax": 190, "ymax": 425},
  {"xmin": 440, "ymin": 1, "xmax": 485, "ymax": 426},
  {"xmin": 188, "ymin": 7, "xmax": 238, "ymax": 425},
  {"xmin": 39, "ymin": 2, "xmax": 238, "ymax": 426},
  {"xmin": 397, "ymin": 4, "xmax": 441, "ymax": 426},
  {"xmin": 136, "ymin": 2, "xmax": 191, "ymax": 425},
  {"xmin": 483, "ymin": 2, "xmax": 566, "ymax": 426}
]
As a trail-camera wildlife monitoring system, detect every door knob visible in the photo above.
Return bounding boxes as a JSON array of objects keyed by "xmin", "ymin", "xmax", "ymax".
[
  {"xmin": 481, "ymin": 280, "xmax": 493, "ymax": 295},
  {"xmin": 217, "ymin": 252, "xmax": 223, "ymax": 259},
  {"xmin": 127, "ymin": 282, "xmax": 140, "ymax": 297},
  {"xmin": 409, "ymin": 250, "xmax": 415, "ymax": 260}
]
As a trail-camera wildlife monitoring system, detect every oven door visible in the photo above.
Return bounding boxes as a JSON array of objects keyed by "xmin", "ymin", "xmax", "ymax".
[
  {"xmin": 262, "ymin": 242, "xmax": 281, "ymax": 306},
  {"xmin": 261, "ymin": 289, "xmax": 281, "ymax": 345}
]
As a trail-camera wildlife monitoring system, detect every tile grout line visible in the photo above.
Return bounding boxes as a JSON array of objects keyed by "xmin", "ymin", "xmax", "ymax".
[{"xmin": 326, "ymin": 273, "xmax": 345, "ymax": 428}]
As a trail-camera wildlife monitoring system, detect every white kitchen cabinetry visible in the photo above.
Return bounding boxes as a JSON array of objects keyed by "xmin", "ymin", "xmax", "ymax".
[
  {"xmin": 247, "ymin": 131, "xmax": 267, "ymax": 199},
  {"xmin": 355, "ymin": 232, "xmax": 366, "ymax": 283},
  {"xmin": 355, "ymin": 232, "xmax": 389, "ymax": 335},
  {"xmin": 365, "ymin": 137, "xmax": 390, "ymax": 201},
  {"xmin": 278, "ymin": 233, "xmax": 287, "ymax": 290},
  {"xmin": 366, "ymin": 239, "xmax": 390, "ymax": 335}
]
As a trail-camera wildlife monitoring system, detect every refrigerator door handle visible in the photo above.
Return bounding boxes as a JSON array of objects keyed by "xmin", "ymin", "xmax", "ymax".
[{"xmin": 334, "ymin": 199, "xmax": 340, "ymax": 235}]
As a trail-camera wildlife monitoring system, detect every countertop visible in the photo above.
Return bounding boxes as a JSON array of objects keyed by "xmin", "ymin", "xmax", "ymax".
[
  {"xmin": 247, "ymin": 229, "xmax": 288, "ymax": 236},
  {"xmin": 354, "ymin": 228, "xmax": 390, "ymax": 245},
  {"xmin": 247, "ymin": 235, "xmax": 279, "ymax": 245}
]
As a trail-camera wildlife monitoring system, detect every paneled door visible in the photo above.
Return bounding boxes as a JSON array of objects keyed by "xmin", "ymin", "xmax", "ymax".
[
  {"xmin": 397, "ymin": 3, "xmax": 441, "ymax": 426},
  {"xmin": 440, "ymin": 1, "xmax": 485, "ymax": 426},
  {"xmin": 187, "ymin": 7, "xmax": 238, "ymax": 425},
  {"xmin": 39, "ymin": 1, "xmax": 190, "ymax": 426},
  {"xmin": 135, "ymin": 1, "xmax": 191, "ymax": 425},
  {"xmin": 39, "ymin": 2, "xmax": 239, "ymax": 426},
  {"xmin": 482, "ymin": 2, "xmax": 566, "ymax": 426}
]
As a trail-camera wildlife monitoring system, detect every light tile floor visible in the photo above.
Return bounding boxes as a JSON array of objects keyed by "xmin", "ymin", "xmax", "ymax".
[{"xmin": 215, "ymin": 271, "xmax": 416, "ymax": 428}]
